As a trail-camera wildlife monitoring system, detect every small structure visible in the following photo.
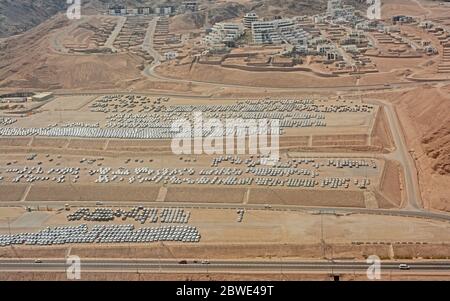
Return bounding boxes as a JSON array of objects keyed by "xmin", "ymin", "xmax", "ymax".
[
  {"xmin": 108, "ymin": 5, "xmax": 126, "ymax": 16},
  {"xmin": 0, "ymin": 97, "xmax": 27, "ymax": 103},
  {"xmin": 164, "ymin": 51, "xmax": 178, "ymax": 60},
  {"xmin": 326, "ymin": 50, "xmax": 342, "ymax": 61},
  {"xmin": 182, "ymin": 1, "xmax": 198, "ymax": 12},
  {"xmin": 155, "ymin": 5, "xmax": 176, "ymax": 16},
  {"xmin": 392, "ymin": 15, "xmax": 414, "ymax": 24},
  {"xmin": 108, "ymin": 5, "xmax": 152, "ymax": 16},
  {"xmin": 32, "ymin": 92, "xmax": 54, "ymax": 102},
  {"xmin": 0, "ymin": 92, "xmax": 33, "ymax": 103}
]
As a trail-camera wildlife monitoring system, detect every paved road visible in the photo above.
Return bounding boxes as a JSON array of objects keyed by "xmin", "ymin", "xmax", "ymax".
[
  {"xmin": 0, "ymin": 259, "xmax": 449, "ymax": 274},
  {"xmin": 1, "ymin": 200, "xmax": 449, "ymax": 222},
  {"xmin": 143, "ymin": 56, "xmax": 450, "ymax": 92},
  {"xmin": 142, "ymin": 17, "xmax": 163, "ymax": 62},
  {"xmin": 140, "ymin": 27, "xmax": 450, "ymax": 93},
  {"xmin": 366, "ymin": 99, "xmax": 423, "ymax": 210},
  {"xmin": 104, "ymin": 16, "xmax": 126, "ymax": 52}
]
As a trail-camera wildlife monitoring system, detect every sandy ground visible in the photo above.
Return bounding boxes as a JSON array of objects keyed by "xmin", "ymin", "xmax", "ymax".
[
  {"xmin": 2, "ymin": 271, "xmax": 449, "ymax": 281},
  {"xmin": 1, "ymin": 209, "xmax": 449, "ymax": 249},
  {"xmin": 156, "ymin": 63, "xmax": 358, "ymax": 88},
  {"xmin": 378, "ymin": 160, "xmax": 404, "ymax": 208}
]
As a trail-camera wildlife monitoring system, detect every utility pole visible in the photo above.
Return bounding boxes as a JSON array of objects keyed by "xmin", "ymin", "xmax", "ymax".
[
  {"xmin": 320, "ymin": 213, "xmax": 324, "ymax": 242},
  {"xmin": 7, "ymin": 217, "xmax": 11, "ymax": 236},
  {"xmin": 320, "ymin": 213, "xmax": 326, "ymax": 259}
]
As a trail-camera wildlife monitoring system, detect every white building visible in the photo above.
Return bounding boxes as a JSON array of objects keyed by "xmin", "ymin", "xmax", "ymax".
[
  {"xmin": 327, "ymin": 0, "xmax": 355, "ymax": 19},
  {"xmin": 243, "ymin": 12, "xmax": 259, "ymax": 29},
  {"xmin": 204, "ymin": 23, "xmax": 244, "ymax": 46},
  {"xmin": 327, "ymin": 0, "xmax": 342, "ymax": 16},
  {"xmin": 32, "ymin": 92, "xmax": 54, "ymax": 102},
  {"xmin": 155, "ymin": 6, "xmax": 175, "ymax": 16},
  {"xmin": 183, "ymin": 1, "xmax": 198, "ymax": 12},
  {"xmin": 108, "ymin": 5, "xmax": 127, "ymax": 15},
  {"xmin": 164, "ymin": 51, "xmax": 178, "ymax": 60},
  {"xmin": 252, "ymin": 19, "xmax": 309, "ymax": 50},
  {"xmin": 108, "ymin": 6, "xmax": 151, "ymax": 16}
]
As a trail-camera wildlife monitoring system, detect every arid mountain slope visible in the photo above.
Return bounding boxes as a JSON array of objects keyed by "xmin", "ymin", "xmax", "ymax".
[
  {"xmin": 0, "ymin": 14, "xmax": 146, "ymax": 90},
  {"xmin": 385, "ymin": 86, "xmax": 450, "ymax": 211},
  {"xmin": 0, "ymin": 0, "xmax": 66, "ymax": 38},
  {"xmin": 0, "ymin": 0, "xmax": 368, "ymax": 37}
]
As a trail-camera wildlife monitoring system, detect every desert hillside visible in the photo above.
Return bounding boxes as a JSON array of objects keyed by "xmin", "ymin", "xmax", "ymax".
[
  {"xmin": 0, "ymin": 0, "xmax": 368, "ymax": 38},
  {"xmin": 394, "ymin": 87, "xmax": 450, "ymax": 176},
  {"xmin": 0, "ymin": 0, "xmax": 182, "ymax": 38},
  {"xmin": 375, "ymin": 86, "xmax": 450, "ymax": 211},
  {"xmin": 0, "ymin": 0, "xmax": 66, "ymax": 38},
  {"xmin": 0, "ymin": 14, "xmax": 146, "ymax": 90}
]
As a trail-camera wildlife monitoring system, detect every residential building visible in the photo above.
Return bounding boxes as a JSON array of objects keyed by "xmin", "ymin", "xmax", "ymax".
[
  {"xmin": 204, "ymin": 23, "xmax": 244, "ymax": 46},
  {"xmin": 243, "ymin": 12, "xmax": 259, "ymax": 29},
  {"xmin": 252, "ymin": 19, "xmax": 309, "ymax": 50},
  {"xmin": 183, "ymin": 1, "xmax": 198, "ymax": 12}
]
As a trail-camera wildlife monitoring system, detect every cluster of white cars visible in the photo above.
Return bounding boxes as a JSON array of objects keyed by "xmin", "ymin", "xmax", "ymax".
[
  {"xmin": 159, "ymin": 208, "xmax": 191, "ymax": 224},
  {"xmin": 195, "ymin": 176, "xmax": 253, "ymax": 185},
  {"xmin": 327, "ymin": 159, "xmax": 377, "ymax": 169},
  {"xmin": 96, "ymin": 225, "xmax": 200, "ymax": 243},
  {"xmin": 6, "ymin": 166, "xmax": 80, "ymax": 184},
  {"xmin": 90, "ymin": 95, "xmax": 167, "ymax": 114},
  {"xmin": 199, "ymin": 168, "xmax": 243, "ymax": 176},
  {"xmin": 67, "ymin": 207, "xmax": 190, "ymax": 224},
  {"xmin": 322, "ymin": 104, "xmax": 374, "ymax": 113},
  {"xmin": 246, "ymin": 167, "xmax": 313, "ymax": 177},
  {"xmin": 49, "ymin": 122, "xmax": 100, "ymax": 128},
  {"xmin": 285, "ymin": 178, "xmax": 317, "ymax": 188},
  {"xmin": 0, "ymin": 224, "xmax": 201, "ymax": 247},
  {"xmin": 321, "ymin": 177, "xmax": 352, "ymax": 189},
  {"xmin": 236, "ymin": 209, "xmax": 245, "ymax": 223},
  {"xmin": 68, "ymin": 208, "xmax": 117, "ymax": 222},
  {"xmin": 0, "ymin": 127, "xmax": 177, "ymax": 140},
  {"xmin": 90, "ymin": 167, "xmax": 197, "ymax": 185},
  {"xmin": 102, "ymin": 101, "xmax": 329, "ymax": 130},
  {"xmin": 0, "ymin": 97, "xmax": 374, "ymax": 140},
  {"xmin": 0, "ymin": 117, "xmax": 16, "ymax": 126}
]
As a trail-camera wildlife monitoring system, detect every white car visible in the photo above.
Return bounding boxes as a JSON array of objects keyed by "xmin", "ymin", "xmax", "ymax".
[{"xmin": 398, "ymin": 264, "xmax": 410, "ymax": 270}]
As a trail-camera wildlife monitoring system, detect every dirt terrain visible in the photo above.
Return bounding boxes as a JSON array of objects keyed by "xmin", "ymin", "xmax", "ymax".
[
  {"xmin": 0, "ymin": 15, "xmax": 147, "ymax": 90},
  {"xmin": 1, "ymin": 209, "xmax": 449, "ymax": 260},
  {"xmin": 367, "ymin": 86, "xmax": 450, "ymax": 211},
  {"xmin": 3, "ymin": 271, "xmax": 449, "ymax": 281}
]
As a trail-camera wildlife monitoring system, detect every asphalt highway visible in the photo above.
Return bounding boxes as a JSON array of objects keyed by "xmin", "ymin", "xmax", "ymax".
[{"xmin": 1, "ymin": 259, "xmax": 449, "ymax": 273}]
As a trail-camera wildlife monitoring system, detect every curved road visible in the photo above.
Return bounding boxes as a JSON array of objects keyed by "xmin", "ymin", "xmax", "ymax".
[
  {"xmin": 144, "ymin": 59, "xmax": 450, "ymax": 92},
  {"xmin": 140, "ymin": 21, "xmax": 450, "ymax": 92}
]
